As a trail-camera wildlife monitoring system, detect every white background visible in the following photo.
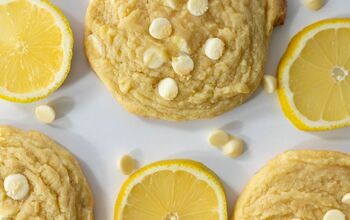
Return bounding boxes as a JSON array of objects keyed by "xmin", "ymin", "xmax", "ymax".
[{"xmin": 1, "ymin": 0, "xmax": 350, "ymax": 219}]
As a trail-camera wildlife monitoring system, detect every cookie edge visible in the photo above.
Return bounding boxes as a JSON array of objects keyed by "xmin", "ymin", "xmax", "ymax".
[
  {"xmin": 231, "ymin": 150, "xmax": 350, "ymax": 220},
  {"xmin": 0, "ymin": 125, "xmax": 95, "ymax": 219}
]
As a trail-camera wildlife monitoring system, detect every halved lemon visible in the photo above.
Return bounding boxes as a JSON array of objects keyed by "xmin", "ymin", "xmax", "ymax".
[
  {"xmin": 115, "ymin": 159, "xmax": 227, "ymax": 220},
  {"xmin": 278, "ymin": 18, "xmax": 350, "ymax": 131},
  {"xmin": 0, "ymin": 0, "xmax": 73, "ymax": 103}
]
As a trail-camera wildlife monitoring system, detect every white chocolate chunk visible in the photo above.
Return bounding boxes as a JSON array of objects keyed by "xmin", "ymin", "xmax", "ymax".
[
  {"xmin": 171, "ymin": 36, "xmax": 190, "ymax": 54},
  {"xmin": 342, "ymin": 193, "xmax": 350, "ymax": 205},
  {"xmin": 291, "ymin": 218, "xmax": 302, "ymax": 220},
  {"xmin": 158, "ymin": 77, "xmax": 179, "ymax": 100},
  {"xmin": 118, "ymin": 155, "xmax": 136, "ymax": 175},
  {"xmin": 87, "ymin": 34, "xmax": 103, "ymax": 55},
  {"xmin": 0, "ymin": 206, "xmax": 15, "ymax": 220},
  {"xmin": 223, "ymin": 138, "xmax": 244, "ymax": 158},
  {"xmin": 204, "ymin": 38, "xmax": 225, "ymax": 60},
  {"xmin": 149, "ymin": 17, "xmax": 172, "ymax": 39},
  {"xmin": 303, "ymin": 0, "xmax": 324, "ymax": 11},
  {"xmin": 4, "ymin": 174, "xmax": 30, "ymax": 201},
  {"xmin": 172, "ymin": 55, "xmax": 194, "ymax": 75},
  {"xmin": 187, "ymin": 0, "xmax": 208, "ymax": 16},
  {"xmin": 208, "ymin": 130, "xmax": 230, "ymax": 147},
  {"xmin": 236, "ymin": 83, "xmax": 250, "ymax": 94},
  {"xmin": 143, "ymin": 47, "xmax": 166, "ymax": 69},
  {"xmin": 323, "ymin": 210, "xmax": 345, "ymax": 220},
  {"xmin": 35, "ymin": 105, "xmax": 56, "ymax": 124},
  {"xmin": 263, "ymin": 75, "xmax": 277, "ymax": 94}
]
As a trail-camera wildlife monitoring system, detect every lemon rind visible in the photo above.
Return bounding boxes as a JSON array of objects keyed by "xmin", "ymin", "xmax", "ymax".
[
  {"xmin": 114, "ymin": 159, "xmax": 228, "ymax": 220},
  {"xmin": 278, "ymin": 18, "xmax": 350, "ymax": 131},
  {"xmin": 0, "ymin": 0, "xmax": 73, "ymax": 103}
]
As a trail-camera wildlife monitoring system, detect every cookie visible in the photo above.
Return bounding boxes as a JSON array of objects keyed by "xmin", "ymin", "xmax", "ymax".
[
  {"xmin": 233, "ymin": 150, "xmax": 350, "ymax": 220},
  {"xmin": 85, "ymin": 0, "xmax": 286, "ymax": 121},
  {"xmin": 0, "ymin": 126, "xmax": 94, "ymax": 219}
]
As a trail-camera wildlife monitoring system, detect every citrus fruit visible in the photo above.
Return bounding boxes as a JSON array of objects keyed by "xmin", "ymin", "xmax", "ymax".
[
  {"xmin": 115, "ymin": 159, "xmax": 227, "ymax": 220},
  {"xmin": 0, "ymin": 0, "xmax": 73, "ymax": 103},
  {"xmin": 278, "ymin": 18, "xmax": 350, "ymax": 131}
]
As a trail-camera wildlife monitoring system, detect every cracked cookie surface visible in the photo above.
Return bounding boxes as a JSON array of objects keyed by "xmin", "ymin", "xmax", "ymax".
[
  {"xmin": 85, "ymin": 0, "xmax": 286, "ymax": 120},
  {"xmin": 233, "ymin": 150, "xmax": 350, "ymax": 220},
  {"xmin": 0, "ymin": 126, "xmax": 94, "ymax": 219}
]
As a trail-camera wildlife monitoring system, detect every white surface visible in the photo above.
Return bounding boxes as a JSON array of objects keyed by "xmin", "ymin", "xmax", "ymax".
[{"xmin": 1, "ymin": 0, "xmax": 350, "ymax": 219}]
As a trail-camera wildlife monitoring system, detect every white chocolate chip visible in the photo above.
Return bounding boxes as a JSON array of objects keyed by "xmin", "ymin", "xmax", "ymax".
[
  {"xmin": 263, "ymin": 75, "xmax": 277, "ymax": 94},
  {"xmin": 223, "ymin": 138, "xmax": 244, "ymax": 158},
  {"xmin": 204, "ymin": 38, "xmax": 225, "ymax": 60},
  {"xmin": 143, "ymin": 47, "xmax": 166, "ymax": 69},
  {"xmin": 158, "ymin": 77, "xmax": 179, "ymax": 101},
  {"xmin": 208, "ymin": 130, "xmax": 230, "ymax": 147},
  {"xmin": 291, "ymin": 218, "xmax": 302, "ymax": 220},
  {"xmin": 35, "ymin": 105, "xmax": 56, "ymax": 124},
  {"xmin": 342, "ymin": 193, "xmax": 350, "ymax": 205},
  {"xmin": 187, "ymin": 0, "xmax": 208, "ymax": 16},
  {"xmin": 303, "ymin": 0, "xmax": 324, "ymax": 11},
  {"xmin": 172, "ymin": 55, "xmax": 194, "ymax": 76},
  {"xmin": 149, "ymin": 17, "xmax": 172, "ymax": 40},
  {"xmin": 323, "ymin": 209, "xmax": 345, "ymax": 220},
  {"xmin": 165, "ymin": 0, "xmax": 178, "ymax": 9},
  {"xmin": 118, "ymin": 155, "xmax": 136, "ymax": 175},
  {"xmin": 4, "ymin": 174, "xmax": 30, "ymax": 201}
]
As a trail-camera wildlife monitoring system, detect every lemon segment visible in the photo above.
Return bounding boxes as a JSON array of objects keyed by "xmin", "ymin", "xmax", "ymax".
[
  {"xmin": 278, "ymin": 18, "xmax": 350, "ymax": 131},
  {"xmin": 115, "ymin": 160, "xmax": 227, "ymax": 220},
  {"xmin": 0, "ymin": 0, "xmax": 73, "ymax": 102}
]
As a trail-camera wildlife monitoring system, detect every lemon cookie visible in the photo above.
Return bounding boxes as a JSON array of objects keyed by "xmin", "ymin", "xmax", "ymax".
[
  {"xmin": 233, "ymin": 150, "xmax": 350, "ymax": 220},
  {"xmin": 85, "ymin": 0, "xmax": 286, "ymax": 120},
  {"xmin": 0, "ymin": 126, "xmax": 94, "ymax": 219}
]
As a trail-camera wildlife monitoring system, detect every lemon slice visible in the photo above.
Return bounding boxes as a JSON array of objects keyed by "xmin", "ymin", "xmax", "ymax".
[
  {"xmin": 0, "ymin": 0, "xmax": 73, "ymax": 102},
  {"xmin": 278, "ymin": 18, "xmax": 350, "ymax": 131},
  {"xmin": 115, "ymin": 159, "xmax": 227, "ymax": 220}
]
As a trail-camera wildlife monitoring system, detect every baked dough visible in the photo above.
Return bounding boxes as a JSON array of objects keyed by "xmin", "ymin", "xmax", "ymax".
[
  {"xmin": 85, "ymin": 0, "xmax": 286, "ymax": 120},
  {"xmin": 233, "ymin": 150, "xmax": 350, "ymax": 220},
  {"xmin": 0, "ymin": 126, "xmax": 94, "ymax": 219}
]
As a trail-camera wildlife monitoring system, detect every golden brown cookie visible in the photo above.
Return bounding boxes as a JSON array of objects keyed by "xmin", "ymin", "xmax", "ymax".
[
  {"xmin": 85, "ymin": 0, "xmax": 286, "ymax": 121},
  {"xmin": 233, "ymin": 150, "xmax": 350, "ymax": 220},
  {"xmin": 0, "ymin": 126, "xmax": 94, "ymax": 219}
]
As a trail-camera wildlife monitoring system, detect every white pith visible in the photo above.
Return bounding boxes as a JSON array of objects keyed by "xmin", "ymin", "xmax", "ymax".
[
  {"xmin": 0, "ymin": 0, "xmax": 72, "ymax": 100},
  {"xmin": 118, "ymin": 164, "xmax": 226, "ymax": 220},
  {"xmin": 332, "ymin": 66, "xmax": 348, "ymax": 82},
  {"xmin": 281, "ymin": 22, "xmax": 350, "ymax": 128}
]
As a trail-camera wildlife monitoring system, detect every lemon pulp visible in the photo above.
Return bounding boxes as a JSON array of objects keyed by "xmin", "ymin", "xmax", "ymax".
[
  {"xmin": 0, "ymin": 0, "xmax": 72, "ymax": 102},
  {"xmin": 115, "ymin": 160, "xmax": 227, "ymax": 220},
  {"xmin": 278, "ymin": 19, "xmax": 350, "ymax": 130}
]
